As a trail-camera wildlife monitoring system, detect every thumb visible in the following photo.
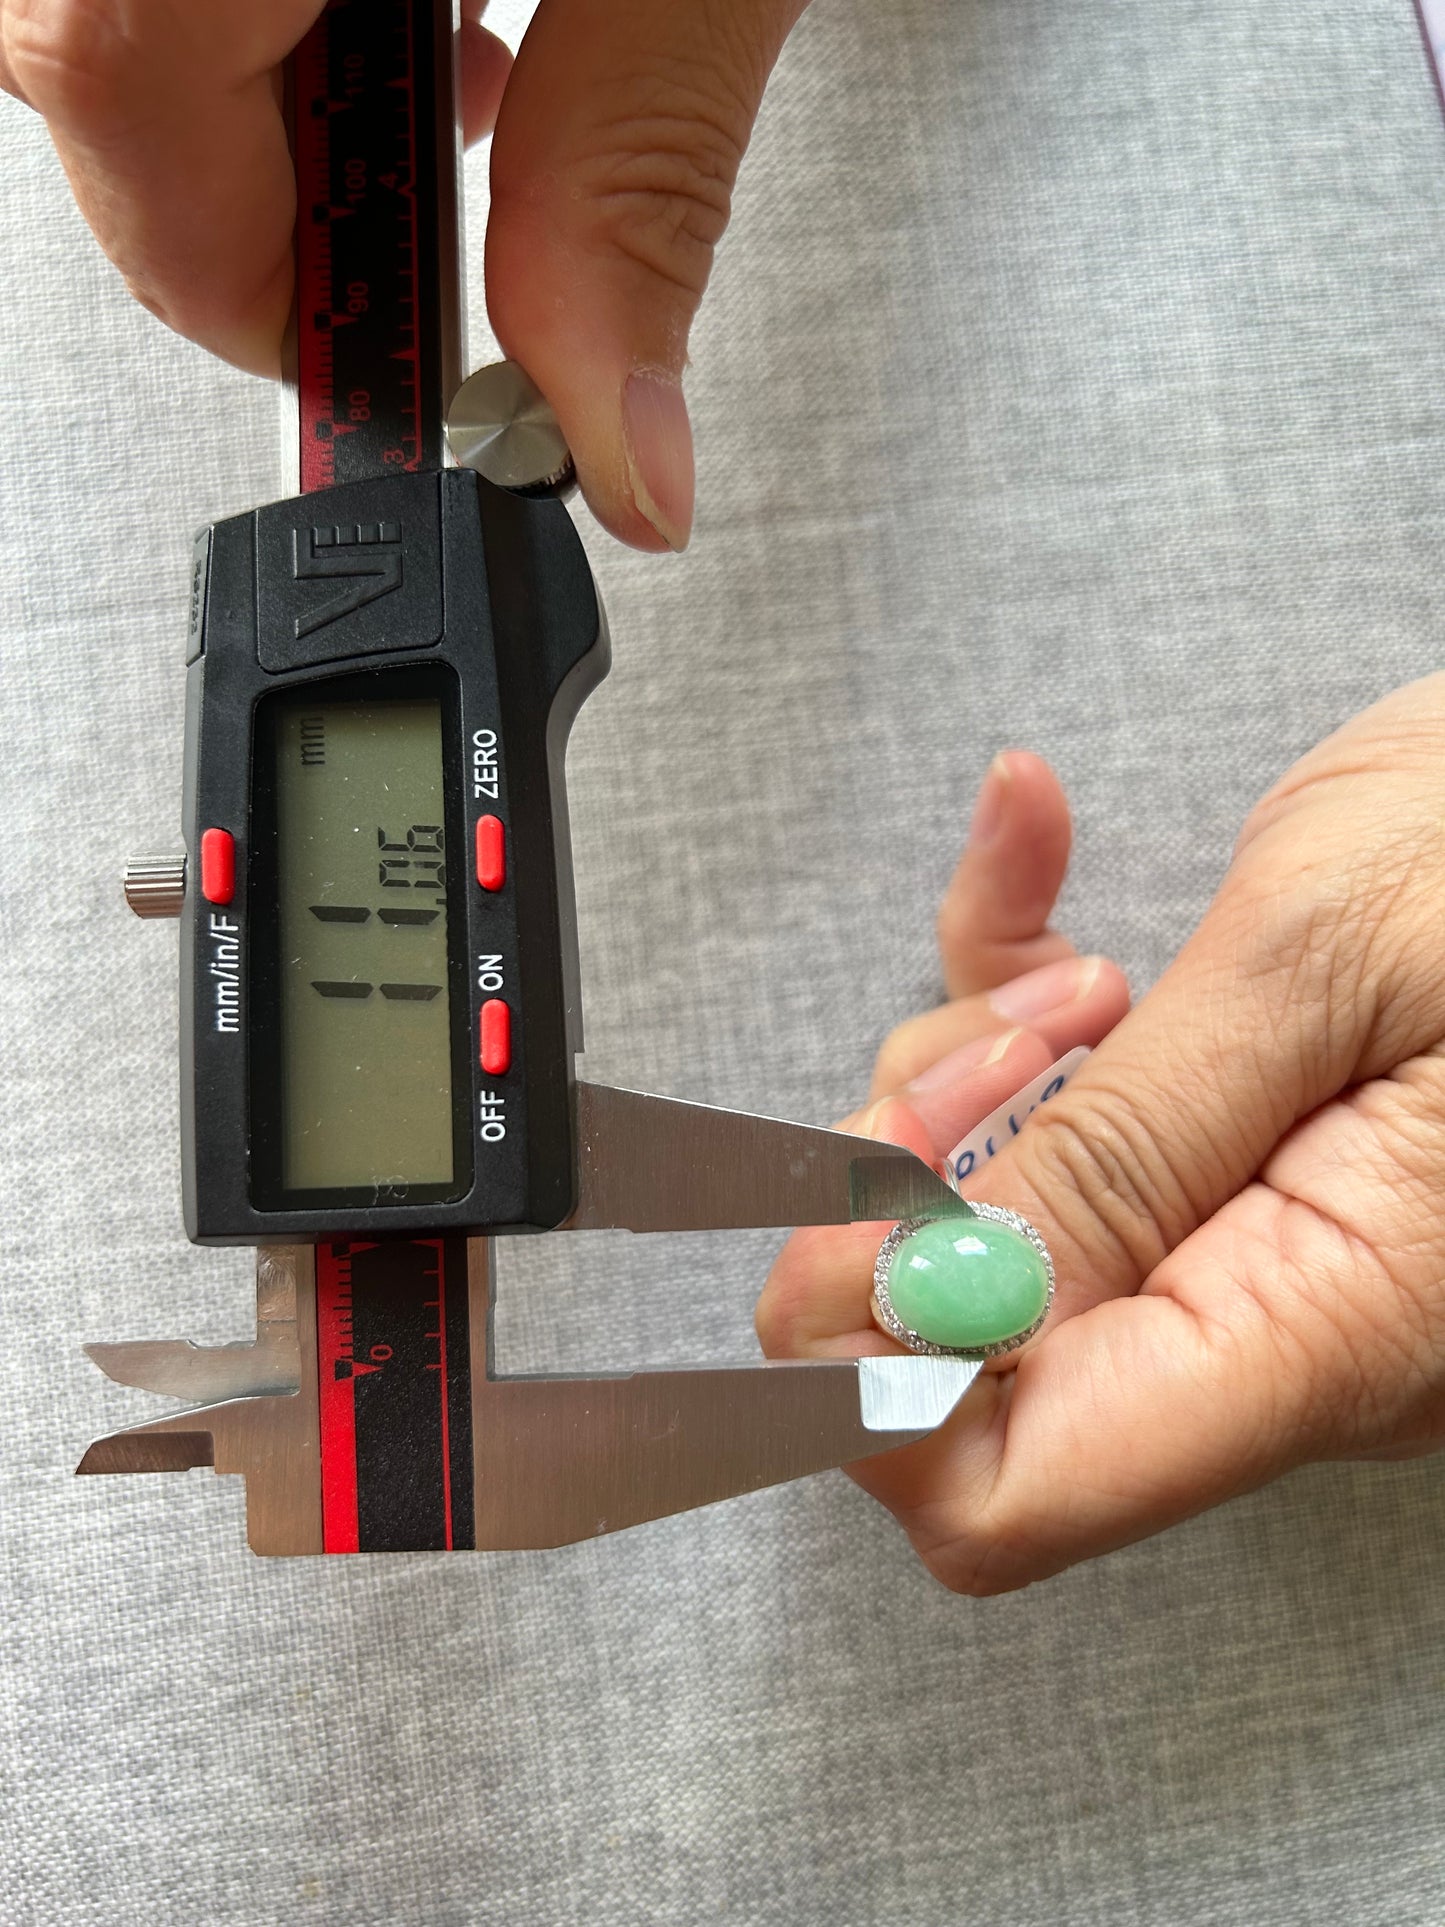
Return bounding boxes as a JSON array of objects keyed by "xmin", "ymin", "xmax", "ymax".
[{"xmin": 486, "ymin": 0, "xmax": 806, "ymax": 550}]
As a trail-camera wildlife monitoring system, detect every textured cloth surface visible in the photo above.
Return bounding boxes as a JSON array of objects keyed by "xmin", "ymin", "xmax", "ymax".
[{"xmin": 4, "ymin": 2, "xmax": 1445, "ymax": 1922}]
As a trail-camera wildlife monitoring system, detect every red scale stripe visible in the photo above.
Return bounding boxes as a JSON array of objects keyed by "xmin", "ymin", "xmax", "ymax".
[{"xmin": 317, "ymin": 1244, "xmax": 360, "ymax": 1554}]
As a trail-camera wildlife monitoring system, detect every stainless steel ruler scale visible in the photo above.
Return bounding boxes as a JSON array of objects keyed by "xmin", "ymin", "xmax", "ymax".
[{"xmin": 81, "ymin": 0, "xmax": 980, "ymax": 1555}]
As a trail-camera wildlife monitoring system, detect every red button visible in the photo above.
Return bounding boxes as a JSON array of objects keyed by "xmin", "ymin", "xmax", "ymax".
[
  {"xmin": 200, "ymin": 828, "xmax": 235, "ymax": 905},
  {"xmin": 480, "ymin": 999, "xmax": 511, "ymax": 1075},
  {"xmin": 476, "ymin": 815, "xmax": 505, "ymax": 891}
]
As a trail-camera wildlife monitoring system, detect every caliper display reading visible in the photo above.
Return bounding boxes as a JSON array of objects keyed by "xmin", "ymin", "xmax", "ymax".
[{"xmin": 272, "ymin": 696, "xmax": 453, "ymax": 1192}]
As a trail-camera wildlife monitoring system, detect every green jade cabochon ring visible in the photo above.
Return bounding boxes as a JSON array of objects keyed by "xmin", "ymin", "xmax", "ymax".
[{"xmin": 871, "ymin": 1204, "xmax": 1055, "ymax": 1361}]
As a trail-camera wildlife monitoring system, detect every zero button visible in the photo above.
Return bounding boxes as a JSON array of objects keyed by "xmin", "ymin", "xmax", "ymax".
[{"xmin": 476, "ymin": 816, "xmax": 505, "ymax": 891}]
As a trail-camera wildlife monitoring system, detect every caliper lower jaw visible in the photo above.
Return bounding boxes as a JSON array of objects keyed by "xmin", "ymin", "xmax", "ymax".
[{"xmin": 78, "ymin": 1240, "xmax": 980, "ymax": 1555}]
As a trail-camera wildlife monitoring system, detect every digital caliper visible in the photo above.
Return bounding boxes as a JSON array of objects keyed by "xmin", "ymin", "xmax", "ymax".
[{"xmin": 78, "ymin": 0, "xmax": 980, "ymax": 1555}]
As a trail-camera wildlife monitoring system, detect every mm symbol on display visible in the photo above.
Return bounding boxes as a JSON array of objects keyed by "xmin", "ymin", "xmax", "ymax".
[{"xmin": 291, "ymin": 521, "xmax": 404, "ymax": 636}]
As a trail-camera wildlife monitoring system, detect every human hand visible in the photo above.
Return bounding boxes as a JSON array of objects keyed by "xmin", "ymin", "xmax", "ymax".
[
  {"xmin": 0, "ymin": 0, "xmax": 808, "ymax": 550},
  {"xmin": 757, "ymin": 679, "xmax": 1445, "ymax": 1592}
]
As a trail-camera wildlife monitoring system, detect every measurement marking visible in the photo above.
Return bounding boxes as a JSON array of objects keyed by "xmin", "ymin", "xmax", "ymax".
[
  {"xmin": 296, "ymin": 16, "xmax": 335, "ymax": 490},
  {"xmin": 426, "ymin": 1242, "xmax": 454, "ymax": 1553},
  {"xmin": 319, "ymin": 1243, "xmax": 361, "ymax": 1555},
  {"xmin": 310, "ymin": 905, "xmax": 370, "ymax": 923},
  {"xmin": 397, "ymin": 8, "xmax": 423, "ymax": 470}
]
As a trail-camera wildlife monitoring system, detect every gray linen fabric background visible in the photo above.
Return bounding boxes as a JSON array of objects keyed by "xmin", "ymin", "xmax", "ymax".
[{"xmin": 3, "ymin": 0, "xmax": 1445, "ymax": 1920}]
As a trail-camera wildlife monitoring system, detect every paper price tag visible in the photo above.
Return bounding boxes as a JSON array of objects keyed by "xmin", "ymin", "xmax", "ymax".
[{"xmin": 945, "ymin": 1047, "xmax": 1089, "ymax": 1188}]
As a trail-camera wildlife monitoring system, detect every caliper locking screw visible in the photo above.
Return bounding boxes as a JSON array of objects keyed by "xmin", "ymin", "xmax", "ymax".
[{"xmin": 445, "ymin": 360, "xmax": 576, "ymax": 498}]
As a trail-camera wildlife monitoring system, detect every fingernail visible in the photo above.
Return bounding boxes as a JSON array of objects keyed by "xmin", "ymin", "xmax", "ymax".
[
  {"xmin": 905, "ymin": 1027, "xmax": 1026, "ymax": 1092},
  {"xmin": 622, "ymin": 370, "xmax": 694, "ymax": 550},
  {"xmin": 967, "ymin": 755, "xmax": 1013, "ymax": 849},
  {"xmin": 989, "ymin": 955, "xmax": 1102, "ymax": 1023}
]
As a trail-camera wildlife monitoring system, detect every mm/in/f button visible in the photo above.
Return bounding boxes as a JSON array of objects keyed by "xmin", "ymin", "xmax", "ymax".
[{"xmin": 200, "ymin": 829, "xmax": 235, "ymax": 905}]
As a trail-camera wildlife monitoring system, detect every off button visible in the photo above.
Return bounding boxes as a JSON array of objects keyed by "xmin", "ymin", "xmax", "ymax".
[{"xmin": 480, "ymin": 999, "xmax": 511, "ymax": 1075}]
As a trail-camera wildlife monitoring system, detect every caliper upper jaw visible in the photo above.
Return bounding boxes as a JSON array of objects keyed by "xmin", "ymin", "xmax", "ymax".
[
  {"xmin": 78, "ymin": 1246, "xmax": 324, "ymax": 1555},
  {"xmin": 561, "ymin": 1083, "xmax": 970, "ymax": 1232}
]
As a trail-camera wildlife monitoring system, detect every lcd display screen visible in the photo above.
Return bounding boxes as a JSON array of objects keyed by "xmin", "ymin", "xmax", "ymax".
[{"xmin": 270, "ymin": 697, "xmax": 454, "ymax": 1192}]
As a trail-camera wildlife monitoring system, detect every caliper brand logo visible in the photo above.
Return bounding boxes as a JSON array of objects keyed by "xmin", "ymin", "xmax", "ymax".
[
  {"xmin": 292, "ymin": 522, "xmax": 404, "ymax": 638},
  {"xmin": 256, "ymin": 477, "xmax": 439, "ymax": 672}
]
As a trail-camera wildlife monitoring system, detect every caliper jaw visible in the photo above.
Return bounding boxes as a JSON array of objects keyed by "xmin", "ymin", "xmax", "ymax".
[
  {"xmin": 79, "ymin": 1163, "xmax": 981, "ymax": 1555},
  {"xmin": 80, "ymin": 1246, "xmax": 324, "ymax": 1555}
]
